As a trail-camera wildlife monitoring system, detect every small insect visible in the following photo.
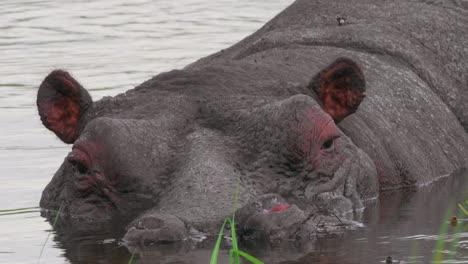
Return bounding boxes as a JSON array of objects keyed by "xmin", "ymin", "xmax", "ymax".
[{"xmin": 337, "ymin": 16, "xmax": 346, "ymax": 26}]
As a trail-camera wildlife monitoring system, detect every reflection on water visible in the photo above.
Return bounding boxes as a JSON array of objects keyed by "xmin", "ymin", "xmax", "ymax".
[{"xmin": 1, "ymin": 0, "xmax": 468, "ymax": 263}]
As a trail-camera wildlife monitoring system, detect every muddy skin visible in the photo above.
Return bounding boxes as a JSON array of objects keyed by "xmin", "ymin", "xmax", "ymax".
[{"xmin": 38, "ymin": 0, "xmax": 468, "ymax": 246}]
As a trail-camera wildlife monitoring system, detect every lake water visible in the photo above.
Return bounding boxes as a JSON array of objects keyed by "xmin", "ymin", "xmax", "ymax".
[{"xmin": 1, "ymin": 1, "xmax": 468, "ymax": 263}]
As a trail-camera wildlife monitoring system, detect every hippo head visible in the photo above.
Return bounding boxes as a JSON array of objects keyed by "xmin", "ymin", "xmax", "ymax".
[{"xmin": 37, "ymin": 57, "xmax": 377, "ymax": 244}]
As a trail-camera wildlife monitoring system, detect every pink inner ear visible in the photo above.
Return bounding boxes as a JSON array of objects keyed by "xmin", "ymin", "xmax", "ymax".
[
  {"xmin": 39, "ymin": 95, "xmax": 80, "ymax": 143},
  {"xmin": 38, "ymin": 70, "xmax": 93, "ymax": 144},
  {"xmin": 320, "ymin": 86, "xmax": 364, "ymax": 122},
  {"xmin": 319, "ymin": 66, "xmax": 365, "ymax": 122},
  {"xmin": 56, "ymin": 74, "xmax": 78, "ymax": 94}
]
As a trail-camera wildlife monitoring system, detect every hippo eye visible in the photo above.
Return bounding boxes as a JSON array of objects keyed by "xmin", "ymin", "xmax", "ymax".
[
  {"xmin": 321, "ymin": 137, "xmax": 337, "ymax": 150},
  {"xmin": 67, "ymin": 147, "xmax": 92, "ymax": 174},
  {"xmin": 68, "ymin": 157, "xmax": 89, "ymax": 174}
]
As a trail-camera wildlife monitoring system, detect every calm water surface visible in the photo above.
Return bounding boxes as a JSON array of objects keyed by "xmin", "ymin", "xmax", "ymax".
[{"xmin": 1, "ymin": 1, "xmax": 468, "ymax": 263}]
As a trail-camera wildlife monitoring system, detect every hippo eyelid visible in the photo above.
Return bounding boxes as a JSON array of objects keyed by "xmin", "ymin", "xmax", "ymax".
[
  {"xmin": 317, "ymin": 119, "xmax": 335, "ymax": 139},
  {"xmin": 67, "ymin": 145, "xmax": 93, "ymax": 173},
  {"xmin": 68, "ymin": 157, "xmax": 89, "ymax": 174},
  {"xmin": 317, "ymin": 118, "xmax": 340, "ymax": 142},
  {"xmin": 321, "ymin": 136, "xmax": 339, "ymax": 151}
]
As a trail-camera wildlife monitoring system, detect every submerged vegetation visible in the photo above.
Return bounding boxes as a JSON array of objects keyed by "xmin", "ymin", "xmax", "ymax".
[
  {"xmin": 458, "ymin": 201, "xmax": 468, "ymax": 217},
  {"xmin": 37, "ymin": 202, "xmax": 64, "ymax": 264},
  {"xmin": 428, "ymin": 201, "xmax": 468, "ymax": 263},
  {"xmin": 0, "ymin": 206, "xmax": 40, "ymax": 216}
]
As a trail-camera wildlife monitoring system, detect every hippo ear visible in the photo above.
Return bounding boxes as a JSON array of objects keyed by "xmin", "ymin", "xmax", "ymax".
[
  {"xmin": 37, "ymin": 70, "xmax": 92, "ymax": 144},
  {"xmin": 309, "ymin": 57, "xmax": 366, "ymax": 122}
]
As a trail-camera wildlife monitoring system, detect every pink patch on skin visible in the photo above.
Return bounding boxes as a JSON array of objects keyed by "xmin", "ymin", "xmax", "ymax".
[
  {"xmin": 269, "ymin": 203, "xmax": 290, "ymax": 213},
  {"xmin": 301, "ymin": 108, "xmax": 342, "ymax": 174},
  {"xmin": 95, "ymin": 172, "xmax": 105, "ymax": 181}
]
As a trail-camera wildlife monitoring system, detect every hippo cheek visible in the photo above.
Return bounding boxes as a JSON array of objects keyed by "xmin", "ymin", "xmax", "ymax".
[
  {"xmin": 304, "ymin": 155, "xmax": 363, "ymax": 215},
  {"xmin": 305, "ymin": 156, "xmax": 351, "ymax": 199},
  {"xmin": 303, "ymin": 136, "xmax": 345, "ymax": 195}
]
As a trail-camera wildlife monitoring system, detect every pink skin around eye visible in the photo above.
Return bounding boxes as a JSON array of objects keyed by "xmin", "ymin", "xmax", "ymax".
[
  {"xmin": 70, "ymin": 141, "xmax": 105, "ymax": 169},
  {"xmin": 67, "ymin": 142, "xmax": 121, "ymax": 204},
  {"xmin": 317, "ymin": 119, "xmax": 341, "ymax": 145},
  {"xmin": 297, "ymin": 107, "xmax": 345, "ymax": 179},
  {"xmin": 67, "ymin": 141, "xmax": 107, "ymax": 188},
  {"xmin": 68, "ymin": 147, "xmax": 92, "ymax": 169},
  {"xmin": 301, "ymin": 108, "xmax": 341, "ymax": 156}
]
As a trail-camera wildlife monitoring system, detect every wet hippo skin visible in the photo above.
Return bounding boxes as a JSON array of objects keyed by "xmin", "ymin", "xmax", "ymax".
[{"xmin": 37, "ymin": 0, "xmax": 468, "ymax": 243}]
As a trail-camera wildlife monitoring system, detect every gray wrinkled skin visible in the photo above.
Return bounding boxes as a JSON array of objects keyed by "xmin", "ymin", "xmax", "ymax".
[{"xmin": 38, "ymin": 0, "xmax": 468, "ymax": 244}]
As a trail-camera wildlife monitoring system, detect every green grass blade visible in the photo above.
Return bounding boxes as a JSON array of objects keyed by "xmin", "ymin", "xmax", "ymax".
[
  {"xmin": 211, "ymin": 180, "xmax": 263, "ymax": 264},
  {"xmin": 230, "ymin": 249, "xmax": 264, "ymax": 264},
  {"xmin": 229, "ymin": 250, "xmax": 234, "ymax": 264},
  {"xmin": 210, "ymin": 218, "xmax": 232, "ymax": 264},
  {"xmin": 232, "ymin": 183, "xmax": 239, "ymax": 221},
  {"xmin": 128, "ymin": 252, "xmax": 135, "ymax": 264},
  {"xmin": 0, "ymin": 206, "xmax": 40, "ymax": 213},
  {"xmin": 448, "ymin": 196, "xmax": 468, "ymax": 261},
  {"xmin": 37, "ymin": 202, "xmax": 64, "ymax": 264},
  {"xmin": 0, "ymin": 83, "xmax": 26, "ymax": 87},
  {"xmin": 458, "ymin": 203, "xmax": 468, "ymax": 216},
  {"xmin": 51, "ymin": 203, "xmax": 63, "ymax": 227},
  {"xmin": 230, "ymin": 220, "xmax": 240, "ymax": 264},
  {"xmin": 432, "ymin": 206, "xmax": 453, "ymax": 263},
  {"xmin": 230, "ymin": 183, "xmax": 240, "ymax": 264},
  {"xmin": 447, "ymin": 211, "xmax": 463, "ymax": 261},
  {"xmin": 0, "ymin": 210, "xmax": 41, "ymax": 216}
]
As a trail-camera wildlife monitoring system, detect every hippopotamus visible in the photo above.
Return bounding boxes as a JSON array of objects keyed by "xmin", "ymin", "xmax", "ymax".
[{"xmin": 37, "ymin": 0, "xmax": 468, "ymax": 244}]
